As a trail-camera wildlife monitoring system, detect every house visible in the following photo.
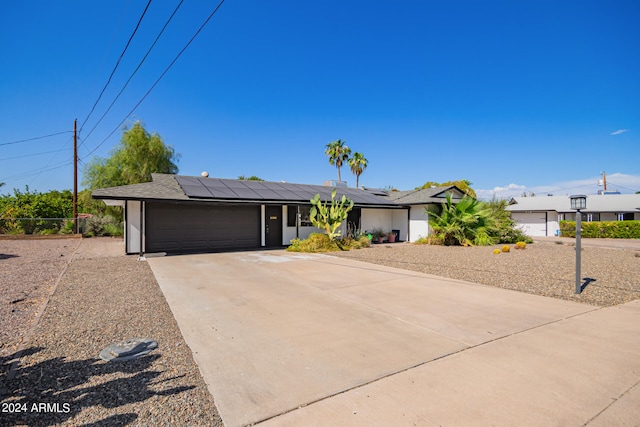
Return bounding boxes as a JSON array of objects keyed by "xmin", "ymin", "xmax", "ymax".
[
  {"xmin": 92, "ymin": 174, "xmax": 408, "ymax": 255},
  {"xmin": 381, "ymin": 186, "xmax": 466, "ymax": 242},
  {"xmin": 506, "ymin": 194, "xmax": 640, "ymax": 237}
]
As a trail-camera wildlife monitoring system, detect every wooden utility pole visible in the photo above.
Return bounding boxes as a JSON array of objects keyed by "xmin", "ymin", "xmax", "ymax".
[{"xmin": 73, "ymin": 119, "xmax": 78, "ymax": 234}]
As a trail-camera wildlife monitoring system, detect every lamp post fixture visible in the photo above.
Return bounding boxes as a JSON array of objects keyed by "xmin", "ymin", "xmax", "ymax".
[{"xmin": 570, "ymin": 195, "xmax": 587, "ymax": 294}]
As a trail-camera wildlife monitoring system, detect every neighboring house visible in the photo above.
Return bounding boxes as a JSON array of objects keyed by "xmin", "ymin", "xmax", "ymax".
[
  {"xmin": 92, "ymin": 173, "xmax": 406, "ymax": 255},
  {"xmin": 506, "ymin": 194, "xmax": 640, "ymax": 237},
  {"xmin": 381, "ymin": 186, "xmax": 466, "ymax": 242}
]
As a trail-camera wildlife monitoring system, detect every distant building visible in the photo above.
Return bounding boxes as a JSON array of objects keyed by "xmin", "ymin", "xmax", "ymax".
[{"xmin": 506, "ymin": 194, "xmax": 640, "ymax": 237}]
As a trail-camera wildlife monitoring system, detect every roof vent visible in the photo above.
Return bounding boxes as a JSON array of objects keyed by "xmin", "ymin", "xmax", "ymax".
[
  {"xmin": 201, "ymin": 171, "xmax": 209, "ymax": 177},
  {"xmin": 323, "ymin": 180, "xmax": 348, "ymax": 188}
]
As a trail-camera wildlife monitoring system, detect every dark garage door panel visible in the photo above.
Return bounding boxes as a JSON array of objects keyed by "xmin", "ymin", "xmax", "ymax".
[{"xmin": 146, "ymin": 203, "xmax": 260, "ymax": 252}]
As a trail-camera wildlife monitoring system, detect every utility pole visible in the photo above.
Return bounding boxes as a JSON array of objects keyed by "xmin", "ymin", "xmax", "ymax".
[{"xmin": 73, "ymin": 119, "xmax": 78, "ymax": 234}]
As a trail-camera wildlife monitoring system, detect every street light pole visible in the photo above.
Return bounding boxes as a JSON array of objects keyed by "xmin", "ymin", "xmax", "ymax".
[
  {"xmin": 569, "ymin": 195, "xmax": 587, "ymax": 294},
  {"xmin": 575, "ymin": 208, "xmax": 582, "ymax": 294}
]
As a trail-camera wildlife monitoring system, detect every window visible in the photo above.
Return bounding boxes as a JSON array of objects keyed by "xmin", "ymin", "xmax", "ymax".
[
  {"xmin": 618, "ymin": 213, "xmax": 634, "ymax": 221},
  {"xmin": 586, "ymin": 213, "xmax": 600, "ymax": 222},
  {"xmin": 287, "ymin": 205, "xmax": 313, "ymax": 227}
]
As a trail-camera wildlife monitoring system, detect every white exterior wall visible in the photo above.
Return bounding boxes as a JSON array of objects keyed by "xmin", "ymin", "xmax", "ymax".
[
  {"xmin": 547, "ymin": 211, "xmax": 559, "ymax": 237},
  {"xmin": 391, "ymin": 209, "xmax": 408, "ymax": 241},
  {"xmin": 125, "ymin": 200, "xmax": 143, "ymax": 254},
  {"xmin": 282, "ymin": 205, "xmax": 324, "ymax": 244},
  {"xmin": 361, "ymin": 209, "xmax": 393, "ymax": 233},
  {"xmin": 361, "ymin": 208, "xmax": 408, "ymax": 240},
  {"xmin": 409, "ymin": 205, "xmax": 430, "ymax": 242}
]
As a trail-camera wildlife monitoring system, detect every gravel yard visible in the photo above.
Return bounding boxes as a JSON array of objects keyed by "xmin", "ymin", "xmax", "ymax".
[
  {"xmin": 330, "ymin": 240, "xmax": 640, "ymax": 307},
  {"xmin": 2, "ymin": 236, "xmax": 639, "ymax": 426},
  {"xmin": 1, "ymin": 237, "xmax": 222, "ymax": 426}
]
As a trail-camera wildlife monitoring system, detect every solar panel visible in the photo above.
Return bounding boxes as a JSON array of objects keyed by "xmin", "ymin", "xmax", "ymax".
[
  {"xmin": 180, "ymin": 184, "xmax": 212, "ymax": 198},
  {"xmin": 206, "ymin": 186, "xmax": 238, "ymax": 199},
  {"xmin": 232, "ymin": 187, "xmax": 264, "ymax": 199},
  {"xmin": 175, "ymin": 175, "xmax": 399, "ymax": 206}
]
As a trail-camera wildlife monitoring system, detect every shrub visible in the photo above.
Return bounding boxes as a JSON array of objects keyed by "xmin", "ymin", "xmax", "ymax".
[
  {"xmin": 487, "ymin": 198, "xmax": 534, "ymax": 244},
  {"xmin": 560, "ymin": 220, "xmax": 640, "ymax": 239},
  {"xmin": 501, "ymin": 245, "xmax": 510, "ymax": 253},
  {"xmin": 287, "ymin": 233, "xmax": 371, "ymax": 253},
  {"xmin": 428, "ymin": 194, "xmax": 498, "ymax": 246},
  {"xmin": 515, "ymin": 241, "xmax": 527, "ymax": 250},
  {"xmin": 493, "ymin": 248, "xmax": 501, "ymax": 254},
  {"xmin": 84, "ymin": 214, "xmax": 123, "ymax": 237}
]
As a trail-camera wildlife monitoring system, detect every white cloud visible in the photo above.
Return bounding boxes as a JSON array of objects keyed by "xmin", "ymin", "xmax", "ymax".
[{"xmin": 610, "ymin": 129, "xmax": 630, "ymax": 135}]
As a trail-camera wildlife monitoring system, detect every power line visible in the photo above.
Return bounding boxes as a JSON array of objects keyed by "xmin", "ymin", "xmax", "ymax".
[
  {"xmin": 0, "ymin": 148, "xmax": 68, "ymax": 162},
  {"xmin": 82, "ymin": 0, "xmax": 227, "ymax": 159},
  {"xmin": 80, "ymin": 0, "xmax": 185, "ymax": 146},
  {"xmin": 0, "ymin": 131, "xmax": 72, "ymax": 146},
  {"xmin": 0, "ymin": 161, "xmax": 72, "ymax": 184},
  {"xmin": 79, "ymin": 0, "xmax": 154, "ymax": 133},
  {"xmin": 26, "ymin": 133, "xmax": 74, "ymax": 188}
]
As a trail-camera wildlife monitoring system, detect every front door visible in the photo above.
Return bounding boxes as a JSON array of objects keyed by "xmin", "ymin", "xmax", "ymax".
[{"xmin": 265, "ymin": 205, "xmax": 282, "ymax": 247}]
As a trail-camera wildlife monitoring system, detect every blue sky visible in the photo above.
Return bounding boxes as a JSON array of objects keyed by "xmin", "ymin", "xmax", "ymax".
[{"xmin": 1, "ymin": 0, "xmax": 638, "ymax": 200}]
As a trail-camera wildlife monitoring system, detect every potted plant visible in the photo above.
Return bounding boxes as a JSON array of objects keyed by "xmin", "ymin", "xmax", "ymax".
[
  {"xmin": 372, "ymin": 228, "xmax": 386, "ymax": 243},
  {"xmin": 387, "ymin": 231, "xmax": 397, "ymax": 243}
]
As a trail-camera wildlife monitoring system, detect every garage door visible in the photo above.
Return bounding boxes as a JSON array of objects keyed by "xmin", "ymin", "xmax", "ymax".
[
  {"xmin": 146, "ymin": 202, "xmax": 260, "ymax": 253},
  {"xmin": 512, "ymin": 212, "xmax": 547, "ymax": 237}
]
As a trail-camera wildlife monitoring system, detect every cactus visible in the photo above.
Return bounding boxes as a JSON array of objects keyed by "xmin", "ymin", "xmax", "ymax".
[
  {"xmin": 501, "ymin": 245, "xmax": 510, "ymax": 253},
  {"xmin": 515, "ymin": 241, "xmax": 527, "ymax": 250},
  {"xmin": 493, "ymin": 248, "xmax": 501, "ymax": 254},
  {"xmin": 310, "ymin": 189, "xmax": 354, "ymax": 241}
]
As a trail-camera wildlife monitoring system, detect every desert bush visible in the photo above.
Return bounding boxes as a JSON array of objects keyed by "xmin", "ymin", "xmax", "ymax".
[
  {"xmin": 287, "ymin": 233, "xmax": 370, "ymax": 253},
  {"xmin": 487, "ymin": 198, "xmax": 533, "ymax": 243},
  {"xmin": 84, "ymin": 214, "xmax": 123, "ymax": 237}
]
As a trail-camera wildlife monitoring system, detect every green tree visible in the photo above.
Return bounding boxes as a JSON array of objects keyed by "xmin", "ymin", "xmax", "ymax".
[
  {"xmin": 309, "ymin": 189, "xmax": 354, "ymax": 240},
  {"xmin": 417, "ymin": 180, "xmax": 477, "ymax": 198},
  {"xmin": 0, "ymin": 187, "xmax": 73, "ymax": 234},
  {"xmin": 348, "ymin": 152, "xmax": 368, "ymax": 188},
  {"xmin": 238, "ymin": 175, "xmax": 265, "ymax": 181},
  {"xmin": 325, "ymin": 139, "xmax": 351, "ymax": 182},
  {"xmin": 428, "ymin": 194, "xmax": 497, "ymax": 246},
  {"xmin": 83, "ymin": 121, "xmax": 179, "ymax": 189}
]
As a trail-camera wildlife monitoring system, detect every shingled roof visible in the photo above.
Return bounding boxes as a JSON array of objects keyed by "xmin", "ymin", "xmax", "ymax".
[
  {"xmin": 92, "ymin": 174, "xmax": 402, "ymax": 208},
  {"xmin": 92, "ymin": 173, "xmax": 188, "ymax": 201},
  {"xmin": 382, "ymin": 185, "xmax": 464, "ymax": 205}
]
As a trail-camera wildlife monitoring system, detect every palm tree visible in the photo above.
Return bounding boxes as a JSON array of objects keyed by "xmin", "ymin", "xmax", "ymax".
[
  {"xmin": 324, "ymin": 139, "xmax": 351, "ymax": 182},
  {"xmin": 428, "ymin": 194, "xmax": 497, "ymax": 246},
  {"xmin": 348, "ymin": 152, "xmax": 368, "ymax": 188}
]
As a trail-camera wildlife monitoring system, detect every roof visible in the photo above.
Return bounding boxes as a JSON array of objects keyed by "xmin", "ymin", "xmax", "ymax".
[
  {"xmin": 383, "ymin": 186, "xmax": 465, "ymax": 205},
  {"xmin": 92, "ymin": 173, "xmax": 188, "ymax": 201},
  {"xmin": 92, "ymin": 174, "xmax": 401, "ymax": 208},
  {"xmin": 506, "ymin": 194, "xmax": 640, "ymax": 213}
]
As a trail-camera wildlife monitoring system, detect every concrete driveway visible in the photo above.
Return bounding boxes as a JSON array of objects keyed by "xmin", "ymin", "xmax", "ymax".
[{"xmin": 148, "ymin": 250, "xmax": 640, "ymax": 427}]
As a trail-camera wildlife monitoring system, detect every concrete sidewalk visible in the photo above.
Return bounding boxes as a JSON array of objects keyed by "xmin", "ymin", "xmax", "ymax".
[{"xmin": 148, "ymin": 251, "xmax": 640, "ymax": 427}]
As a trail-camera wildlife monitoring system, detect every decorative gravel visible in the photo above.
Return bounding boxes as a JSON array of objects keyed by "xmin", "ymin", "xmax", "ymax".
[
  {"xmin": 329, "ymin": 241, "xmax": 640, "ymax": 307},
  {"xmin": 1, "ymin": 237, "xmax": 222, "ymax": 426},
  {"xmin": 0, "ymin": 237, "xmax": 81, "ymax": 360}
]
